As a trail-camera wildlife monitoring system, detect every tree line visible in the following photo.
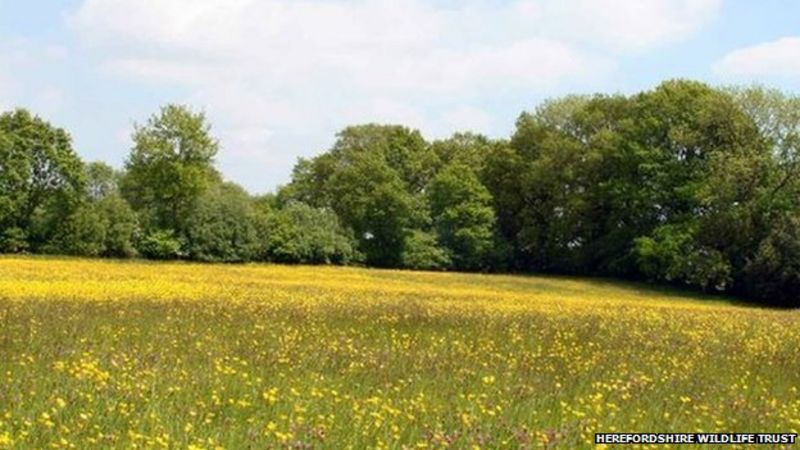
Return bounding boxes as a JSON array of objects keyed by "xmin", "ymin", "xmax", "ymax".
[{"xmin": 1, "ymin": 80, "xmax": 799, "ymax": 306}]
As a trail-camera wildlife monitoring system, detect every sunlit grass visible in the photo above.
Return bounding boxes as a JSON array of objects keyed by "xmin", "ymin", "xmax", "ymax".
[{"xmin": 1, "ymin": 256, "xmax": 798, "ymax": 449}]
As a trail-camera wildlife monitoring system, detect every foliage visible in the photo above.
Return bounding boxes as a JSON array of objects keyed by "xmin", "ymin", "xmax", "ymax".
[
  {"xmin": 264, "ymin": 201, "xmax": 360, "ymax": 264},
  {"xmin": 427, "ymin": 163, "xmax": 495, "ymax": 270},
  {"xmin": 3, "ymin": 81, "xmax": 800, "ymax": 305},
  {"xmin": 634, "ymin": 223, "xmax": 733, "ymax": 292},
  {"xmin": 85, "ymin": 161, "xmax": 120, "ymax": 201},
  {"xmin": 401, "ymin": 229, "xmax": 452, "ymax": 270},
  {"xmin": 121, "ymin": 104, "xmax": 219, "ymax": 236},
  {"xmin": 744, "ymin": 214, "xmax": 800, "ymax": 306},
  {"xmin": 2, "ymin": 257, "xmax": 799, "ymax": 448},
  {"xmin": 283, "ymin": 126, "xmax": 430, "ymax": 267},
  {"xmin": 184, "ymin": 183, "xmax": 260, "ymax": 262},
  {"xmin": 0, "ymin": 109, "xmax": 85, "ymax": 252},
  {"xmin": 138, "ymin": 230, "xmax": 182, "ymax": 260}
]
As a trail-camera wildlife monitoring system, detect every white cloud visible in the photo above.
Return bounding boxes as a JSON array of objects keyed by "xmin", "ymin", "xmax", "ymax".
[
  {"xmin": 442, "ymin": 106, "xmax": 493, "ymax": 135},
  {"xmin": 714, "ymin": 37, "xmax": 800, "ymax": 78},
  {"xmin": 66, "ymin": 0, "xmax": 718, "ymax": 190},
  {"xmin": 537, "ymin": 0, "xmax": 722, "ymax": 51},
  {"xmin": 0, "ymin": 40, "xmax": 69, "ymax": 114}
]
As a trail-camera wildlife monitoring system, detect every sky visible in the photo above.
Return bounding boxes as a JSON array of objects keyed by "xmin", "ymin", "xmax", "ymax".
[{"xmin": 1, "ymin": 0, "xmax": 799, "ymax": 193}]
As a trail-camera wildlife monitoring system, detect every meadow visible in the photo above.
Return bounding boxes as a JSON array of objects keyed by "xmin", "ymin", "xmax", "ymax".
[{"xmin": 0, "ymin": 256, "xmax": 798, "ymax": 449}]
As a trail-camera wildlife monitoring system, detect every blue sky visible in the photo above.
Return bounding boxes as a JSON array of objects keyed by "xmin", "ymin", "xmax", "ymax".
[{"xmin": 1, "ymin": 0, "xmax": 799, "ymax": 193}]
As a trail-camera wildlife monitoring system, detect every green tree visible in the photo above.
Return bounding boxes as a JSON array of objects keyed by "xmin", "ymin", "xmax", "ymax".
[
  {"xmin": 326, "ymin": 152, "xmax": 417, "ymax": 267},
  {"xmin": 86, "ymin": 161, "xmax": 121, "ymax": 201},
  {"xmin": 51, "ymin": 194, "xmax": 139, "ymax": 258},
  {"xmin": 430, "ymin": 132, "xmax": 496, "ymax": 172},
  {"xmin": 0, "ymin": 109, "xmax": 85, "ymax": 252},
  {"xmin": 330, "ymin": 125, "xmax": 438, "ymax": 194},
  {"xmin": 138, "ymin": 230, "xmax": 182, "ymax": 260},
  {"xmin": 264, "ymin": 201, "xmax": 360, "ymax": 264},
  {"xmin": 184, "ymin": 182, "xmax": 260, "ymax": 262},
  {"xmin": 427, "ymin": 163, "xmax": 495, "ymax": 270},
  {"xmin": 744, "ymin": 214, "xmax": 800, "ymax": 307},
  {"xmin": 121, "ymin": 105, "xmax": 219, "ymax": 237},
  {"xmin": 401, "ymin": 229, "xmax": 451, "ymax": 270},
  {"xmin": 282, "ymin": 125, "xmax": 431, "ymax": 267},
  {"xmin": 51, "ymin": 162, "xmax": 139, "ymax": 258}
]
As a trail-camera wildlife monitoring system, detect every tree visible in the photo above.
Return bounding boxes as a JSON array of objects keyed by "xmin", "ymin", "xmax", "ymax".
[
  {"xmin": 744, "ymin": 214, "xmax": 800, "ymax": 307},
  {"xmin": 430, "ymin": 133, "xmax": 495, "ymax": 172},
  {"xmin": 326, "ymin": 152, "xmax": 417, "ymax": 267},
  {"xmin": 427, "ymin": 163, "xmax": 495, "ymax": 270},
  {"xmin": 264, "ymin": 201, "xmax": 361, "ymax": 264},
  {"xmin": 95, "ymin": 194, "xmax": 139, "ymax": 257},
  {"xmin": 282, "ymin": 125, "xmax": 431, "ymax": 267},
  {"xmin": 401, "ymin": 229, "xmax": 451, "ymax": 270},
  {"xmin": 121, "ymin": 105, "xmax": 219, "ymax": 237},
  {"xmin": 0, "ymin": 109, "xmax": 85, "ymax": 252},
  {"xmin": 50, "ymin": 193, "xmax": 139, "ymax": 258},
  {"xmin": 47, "ymin": 162, "xmax": 139, "ymax": 258},
  {"xmin": 184, "ymin": 182, "xmax": 260, "ymax": 262},
  {"xmin": 138, "ymin": 230, "xmax": 182, "ymax": 260},
  {"xmin": 330, "ymin": 125, "xmax": 438, "ymax": 194},
  {"xmin": 86, "ymin": 161, "xmax": 121, "ymax": 201},
  {"xmin": 486, "ymin": 95, "xmax": 633, "ymax": 273}
]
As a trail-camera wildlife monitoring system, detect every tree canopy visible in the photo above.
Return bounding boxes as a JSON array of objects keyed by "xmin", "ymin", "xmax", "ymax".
[{"xmin": 2, "ymin": 82, "xmax": 800, "ymax": 307}]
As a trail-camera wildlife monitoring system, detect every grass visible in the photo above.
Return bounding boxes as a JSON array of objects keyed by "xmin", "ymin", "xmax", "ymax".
[{"xmin": 0, "ymin": 256, "xmax": 798, "ymax": 449}]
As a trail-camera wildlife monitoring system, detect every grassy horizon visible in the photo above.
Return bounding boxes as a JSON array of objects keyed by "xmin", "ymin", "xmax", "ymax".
[{"xmin": 1, "ymin": 256, "xmax": 798, "ymax": 449}]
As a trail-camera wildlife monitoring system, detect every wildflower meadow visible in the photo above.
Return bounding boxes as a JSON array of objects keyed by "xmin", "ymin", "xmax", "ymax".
[{"xmin": 1, "ymin": 256, "xmax": 798, "ymax": 449}]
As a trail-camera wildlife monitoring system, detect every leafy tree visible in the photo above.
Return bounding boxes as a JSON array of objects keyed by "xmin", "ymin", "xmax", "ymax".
[
  {"xmin": 631, "ymin": 81, "xmax": 769, "ymax": 291},
  {"xmin": 326, "ymin": 152, "xmax": 417, "ymax": 266},
  {"xmin": 86, "ymin": 161, "xmax": 121, "ymax": 201},
  {"xmin": 744, "ymin": 214, "xmax": 800, "ymax": 307},
  {"xmin": 330, "ymin": 125, "xmax": 438, "ymax": 194},
  {"xmin": 95, "ymin": 194, "xmax": 139, "ymax": 257},
  {"xmin": 121, "ymin": 105, "xmax": 219, "ymax": 236},
  {"xmin": 283, "ymin": 125, "xmax": 431, "ymax": 267},
  {"xmin": 264, "ymin": 201, "xmax": 360, "ymax": 264},
  {"xmin": 634, "ymin": 223, "xmax": 733, "ymax": 291},
  {"xmin": 50, "ymin": 193, "xmax": 139, "ymax": 258},
  {"xmin": 427, "ymin": 163, "xmax": 495, "ymax": 270},
  {"xmin": 138, "ymin": 230, "xmax": 182, "ymax": 260},
  {"xmin": 0, "ymin": 109, "xmax": 85, "ymax": 252},
  {"xmin": 44, "ymin": 160, "xmax": 140, "ymax": 257},
  {"xmin": 430, "ymin": 133, "xmax": 495, "ymax": 172},
  {"xmin": 184, "ymin": 182, "xmax": 260, "ymax": 262},
  {"xmin": 401, "ymin": 229, "xmax": 451, "ymax": 270},
  {"xmin": 486, "ymin": 95, "xmax": 632, "ymax": 272},
  {"xmin": 53, "ymin": 204, "xmax": 106, "ymax": 256}
]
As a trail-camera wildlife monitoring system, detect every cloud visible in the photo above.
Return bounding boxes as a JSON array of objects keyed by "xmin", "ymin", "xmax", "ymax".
[
  {"xmin": 714, "ymin": 37, "xmax": 800, "ymax": 78},
  {"xmin": 0, "ymin": 40, "xmax": 69, "ymax": 114},
  {"xmin": 66, "ymin": 0, "xmax": 717, "ymax": 191},
  {"xmin": 536, "ymin": 0, "xmax": 722, "ymax": 52},
  {"xmin": 442, "ymin": 106, "xmax": 493, "ymax": 135}
]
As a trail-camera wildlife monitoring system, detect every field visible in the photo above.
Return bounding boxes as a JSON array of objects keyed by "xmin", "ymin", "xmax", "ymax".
[{"xmin": 0, "ymin": 257, "xmax": 798, "ymax": 449}]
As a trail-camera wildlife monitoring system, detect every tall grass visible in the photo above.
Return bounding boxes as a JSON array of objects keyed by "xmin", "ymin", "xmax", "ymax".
[{"xmin": 0, "ymin": 257, "xmax": 798, "ymax": 449}]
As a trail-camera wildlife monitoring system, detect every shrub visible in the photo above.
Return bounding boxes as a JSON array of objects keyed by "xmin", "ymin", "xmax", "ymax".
[{"xmin": 138, "ymin": 230, "xmax": 182, "ymax": 260}]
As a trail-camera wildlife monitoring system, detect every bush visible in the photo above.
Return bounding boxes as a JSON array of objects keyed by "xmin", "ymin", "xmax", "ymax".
[
  {"xmin": 54, "ymin": 204, "xmax": 106, "ymax": 257},
  {"xmin": 184, "ymin": 183, "xmax": 259, "ymax": 262},
  {"xmin": 43, "ymin": 194, "xmax": 139, "ymax": 258},
  {"xmin": 264, "ymin": 201, "xmax": 361, "ymax": 264},
  {"xmin": 138, "ymin": 230, "xmax": 182, "ymax": 260},
  {"xmin": 0, "ymin": 227, "xmax": 28, "ymax": 253},
  {"xmin": 97, "ymin": 194, "xmax": 139, "ymax": 258},
  {"xmin": 635, "ymin": 224, "xmax": 732, "ymax": 292},
  {"xmin": 743, "ymin": 215, "xmax": 800, "ymax": 307},
  {"xmin": 401, "ymin": 230, "xmax": 451, "ymax": 270}
]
